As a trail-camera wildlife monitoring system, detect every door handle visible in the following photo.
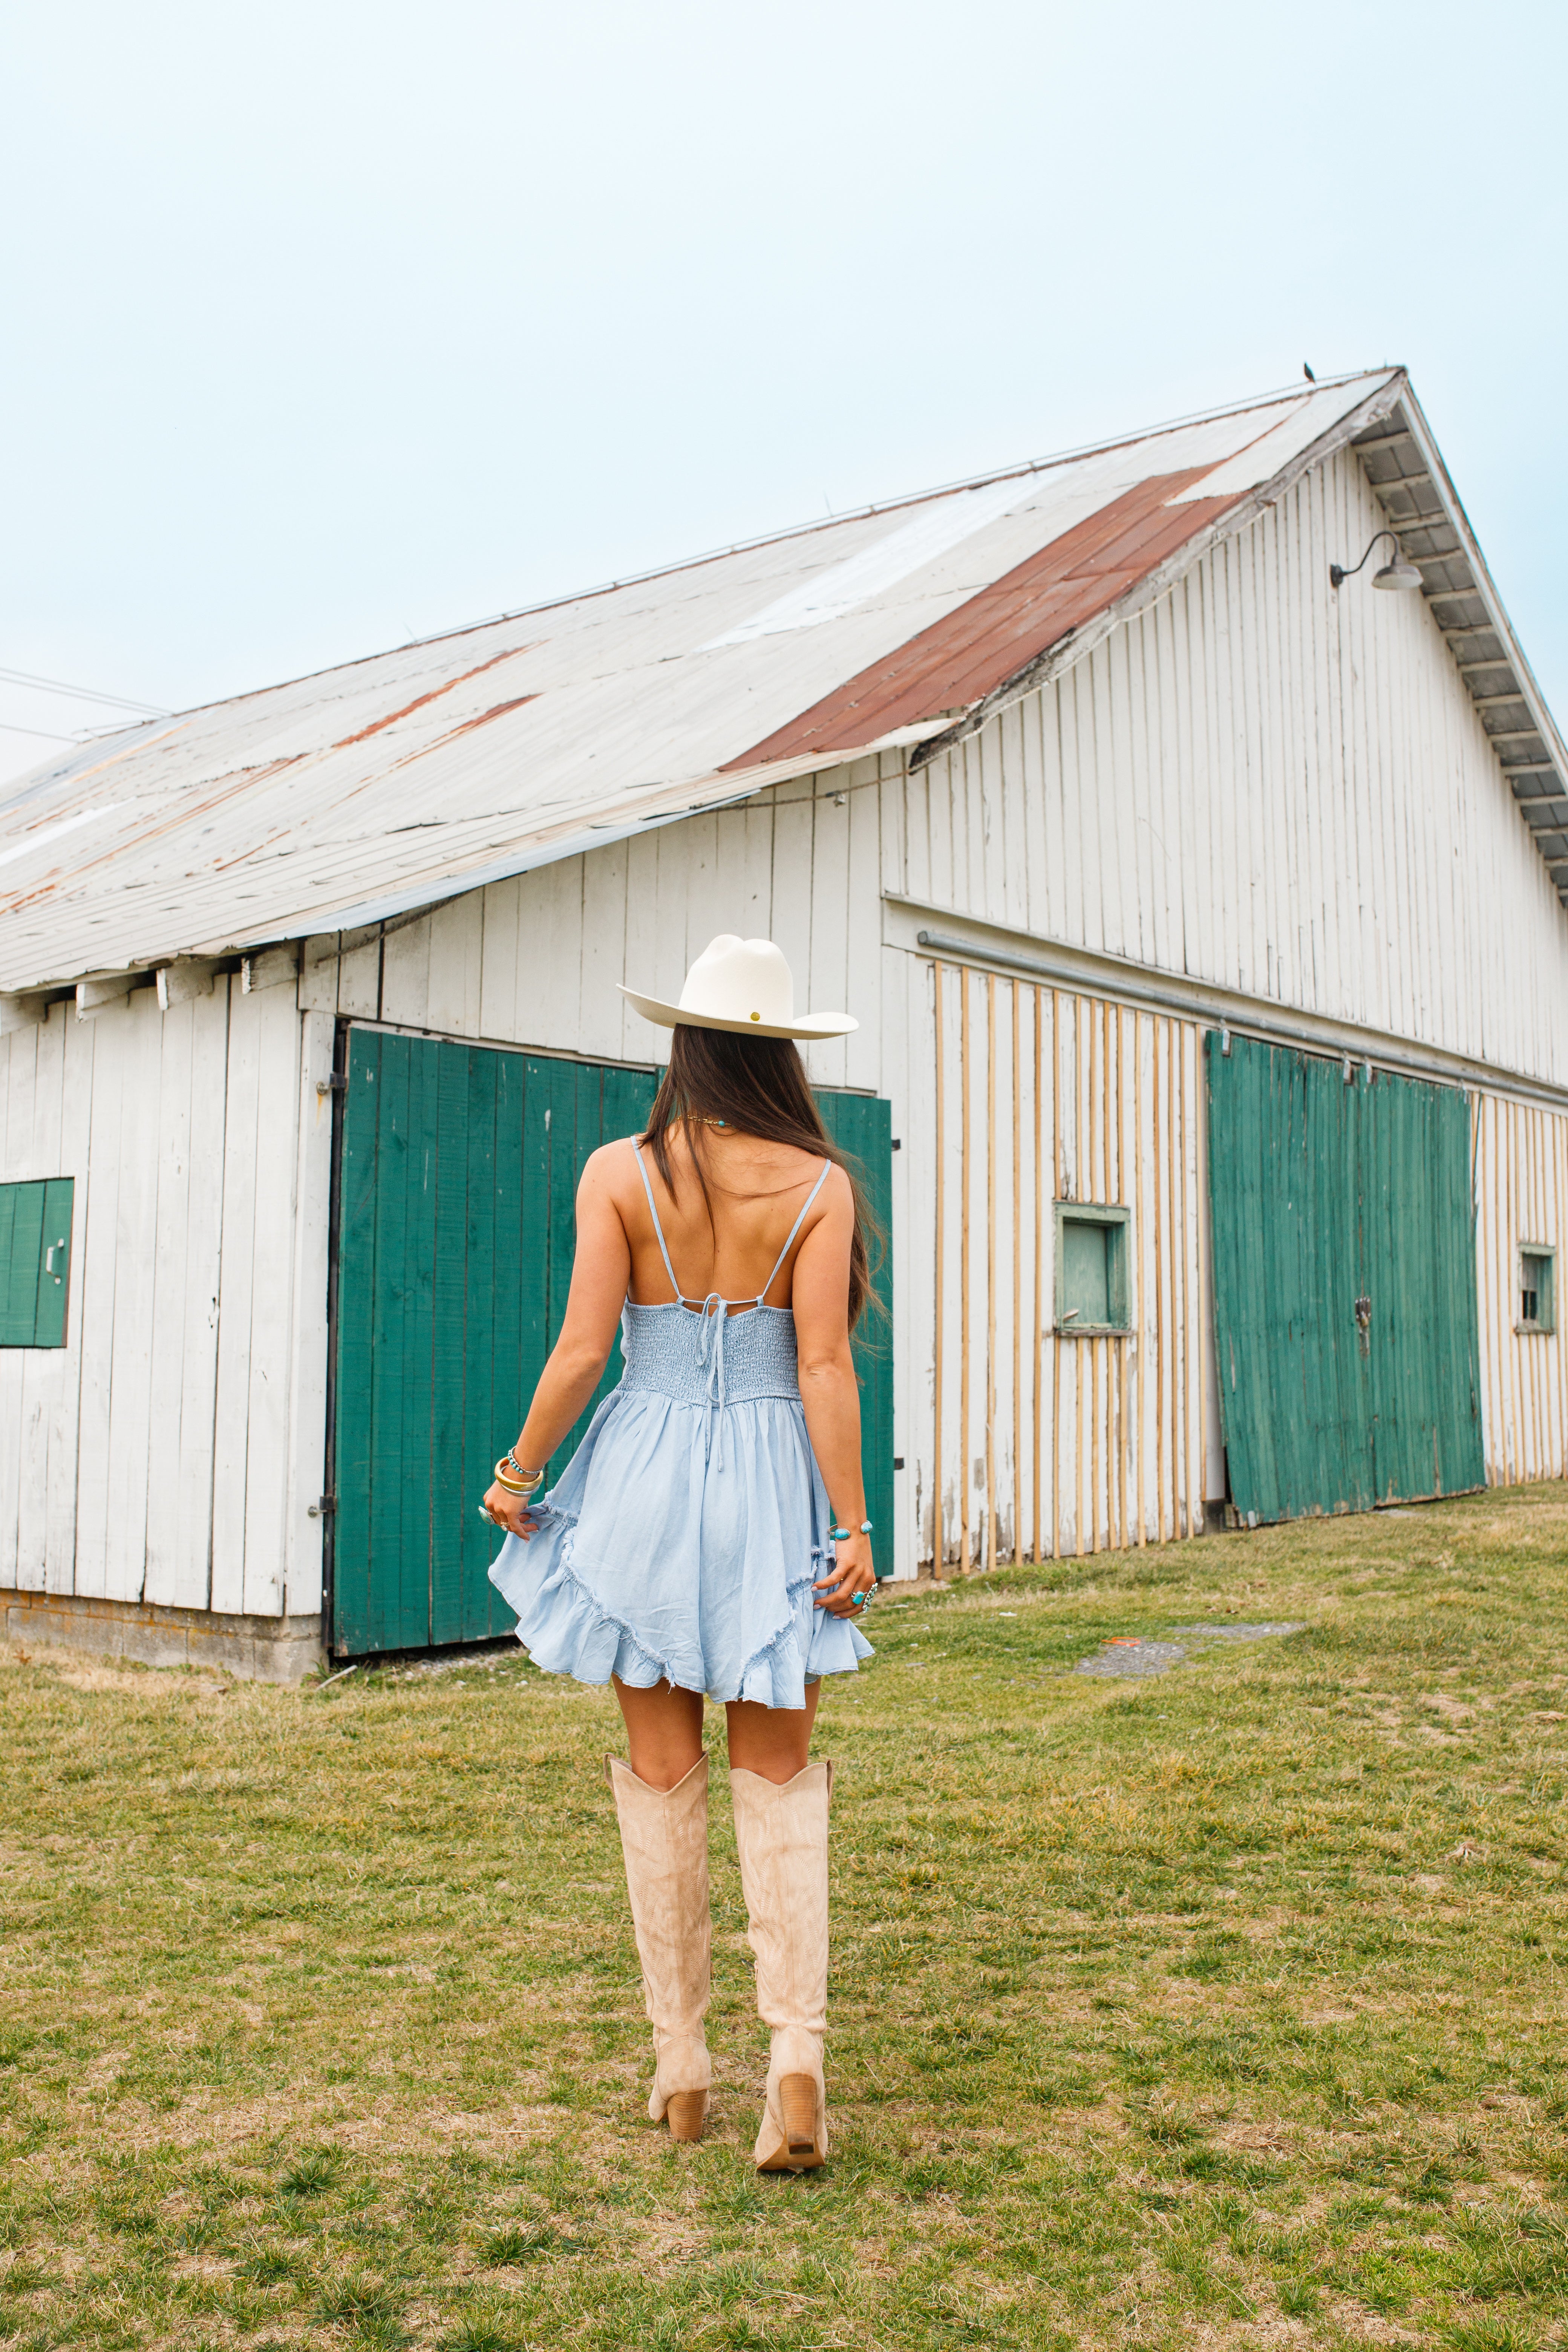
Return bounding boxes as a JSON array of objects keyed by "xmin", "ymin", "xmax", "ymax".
[
  {"xmin": 1353, "ymin": 1295, "xmax": 1371, "ymax": 1331},
  {"xmin": 44, "ymin": 1239, "xmax": 67, "ymax": 1283}
]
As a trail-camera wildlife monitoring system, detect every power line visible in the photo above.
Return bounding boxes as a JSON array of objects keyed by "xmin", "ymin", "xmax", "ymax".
[
  {"xmin": 0, "ymin": 664, "xmax": 169, "ymax": 717},
  {"xmin": 0, "ymin": 719, "xmax": 82, "ymax": 742}
]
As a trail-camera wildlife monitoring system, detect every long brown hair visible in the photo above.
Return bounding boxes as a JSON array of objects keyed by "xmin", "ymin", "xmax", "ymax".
[{"xmin": 640, "ymin": 1025, "xmax": 882, "ymax": 1329}]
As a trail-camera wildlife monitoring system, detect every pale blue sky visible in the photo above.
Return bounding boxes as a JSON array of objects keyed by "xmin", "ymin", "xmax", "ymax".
[{"xmin": 3, "ymin": 0, "xmax": 1564, "ymax": 780}]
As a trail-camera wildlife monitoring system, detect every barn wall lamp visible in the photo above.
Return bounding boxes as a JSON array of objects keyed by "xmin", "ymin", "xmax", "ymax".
[{"xmin": 1330, "ymin": 529, "xmax": 1424, "ymax": 592}]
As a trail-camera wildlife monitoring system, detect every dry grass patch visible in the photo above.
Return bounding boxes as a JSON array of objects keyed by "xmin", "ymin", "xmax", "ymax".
[{"xmin": 1, "ymin": 1484, "xmax": 1566, "ymax": 2347}]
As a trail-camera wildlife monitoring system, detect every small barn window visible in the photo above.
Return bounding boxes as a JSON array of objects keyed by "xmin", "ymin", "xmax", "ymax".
[
  {"xmin": 1519, "ymin": 1244, "xmax": 1555, "ymax": 1334},
  {"xmin": 1054, "ymin": 1202, "xmax": 1130, "ymax": 1334},
  {"xmin": 0, "ymin": 1178, "xmax": 75, "ymax": 1348}
]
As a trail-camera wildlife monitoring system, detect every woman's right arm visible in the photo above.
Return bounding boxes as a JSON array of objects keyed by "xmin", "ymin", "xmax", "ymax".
[{"xmin": 483, "ymin": 1147, "xmax": 630, "ymax": 1537}]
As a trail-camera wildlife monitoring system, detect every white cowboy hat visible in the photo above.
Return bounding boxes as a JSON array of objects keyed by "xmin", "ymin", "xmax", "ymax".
[{"xmin": 619, "ymin": 934, "xmax": 858, "ymax": 1041}]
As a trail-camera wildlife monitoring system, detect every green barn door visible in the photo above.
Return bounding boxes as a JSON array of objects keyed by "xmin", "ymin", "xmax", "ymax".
[
  {"xmin": 332, "ymin": 1032, "xmax": 658, "ymax": 1655},
  {"xmin": 332, "ymin": 1034, "xmax": 897, "ymax": 1651},
  {"xmin": 815, "ymin": 1090, "xmax": 896, "ymax": 1580},
  {"xmin": 1206, "ymin": 1034, "xmax": 1484, "ymax": 1526}
]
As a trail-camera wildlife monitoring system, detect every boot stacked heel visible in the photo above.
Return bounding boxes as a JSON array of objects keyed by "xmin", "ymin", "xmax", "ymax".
[
  {"xmin": 663, "ymin": 2089, "xmax": 707, "ymax": 2142},
  {"xmin": 779, "ymin": 2073, "xmax": 822, "ymax": 2162}
]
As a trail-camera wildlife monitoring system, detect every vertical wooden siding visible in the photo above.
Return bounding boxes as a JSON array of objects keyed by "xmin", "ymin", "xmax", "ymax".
[
  {"xmin": 1473, "ymin": 1093, "xmax": 1568, "ymax": 1484},
  {"xmin": 898, "ymin": 447, "xmax": 1568, "ymax": 1091},
  {"xmin": 0, "ymin": 985, "xmax": 326, "ymax": 1615},
  {"xmin": 927, "ymin": 964, "xmax": 1207, "ymax": 1566}
]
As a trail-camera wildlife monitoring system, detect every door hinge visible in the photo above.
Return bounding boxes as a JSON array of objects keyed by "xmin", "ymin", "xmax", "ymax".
[
  {"xmin": 308, "ymin": 1494, "xmax": 337, "ymax": 1517},
  {"xmin": 316, "ymin": 1073, "xmax": 348, "ymax": 1096}
]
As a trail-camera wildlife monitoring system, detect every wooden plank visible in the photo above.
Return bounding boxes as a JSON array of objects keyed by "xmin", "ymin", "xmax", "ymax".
[
  {"xmin": 463, "ymin": 1045, "xmax": 505, "ymax": 1639},
  {"xmin": 170, "ymin": 983, "xmax": 230, "ymax": 1610},
  {"xmin": 381, "ymin": 911, "xmax": 432, "ymax": 1029},
  {"xmin": 985, "ymin": 972, "xmax": 997, "ymax": 1574},
  {"xmin": 284, "ymin": 1009, "xmax": 335, "ymax": 1618},
  {"xmin": 104, "ymin": 994, "xmax": 163, "ymax": 1601},
  {"xmin": 0, "ymin": 1142, "xmax": 26, "ymax": 1577},
  {"xmin": 429, "ymin": 1044, "xmax": 471, "ymax": 1646},
  {"xmin": 395, "ymin": 1037, "xmax": 437, "ymax": 1645},
  {"xmin": 17, "ymin": 1015, "xmax": 67, "ymax": 1585},
  {"xmin": 479, "ymin": 878, "xmax": 522, "ymax": 1043},
  {"xmin": 805, "ymin": 787, "xmax": 852, "ymax": 1094},
  {"xmin": 843, "ymin": 774, "xmax": 883, "ymax": 1096},
  {"xmin": 518, "ymin": 1055, "xmax": 554, "ymax": 1475},
  {"xmin": 337, "ymin": 929, "xmax": 382, "ymax": 1021},
  {"xmin": 210, "ymin": 989, "xmax": 262, "ymax": 1615},
  {"xmin": 513, "ymin": 865, "xmax": 561, "ymax": 1046},
  {"xmin": 1031, "ymin": 986, "xmax": 1043, "ymax": 1561},
  {"xmin": 1050, "ymin": 989, "xmax": 1063, "ymax": 1559},
  {"xmin": 579, "ymin": 838, "xmax": 630, "ymax": 1063},
  {"xmin": 45, "ymin": 1013, "xmax": 94, "ymax": 1595},
  {"xmin": 364, "ymin": 1033, "xmax": 412, "ymax": 1652},
  {"xmin": 619, "ymin": 830, "xmax": 663, "ymax": 1065},
  {"xmin": 1133, "ymin": 1011, "xmax": 1147, "ymax": 1544},
  {"xmin": 816, "ymin": 1086, "xmax": 895, "ymax": 1575},
  {"xmin": 142, "ymin": 998, "xmax": 196, "ymax": 1606},
  {"xmin": 426, "ymin": 897, "xmax": 485, "ymax": 1041},
  {"xmin": 237, "ymin": 988, "xmax": 301, "ymax": 1617},
  {"xmin": 72, "ymin": 1009, "xmax": 124, "ymax": 1599},
  {"xmin": 1153, "ymin": 1015, "xmax": 1167, "ymax": 1541},
  {"xmin": 1012, "ymin": 982, "xmax": 1023, "ymax": 1560},
  {"xmin": 932, "ymin": 963, "xmax": 945, "ymax": 1570},
  {"xmin": 332, "ymin": 1026, "xmax": 382, "ymax": 1651},
  {"xmin": 959, "ymin": 966, "xmax": 971, "ymax": 1577}
]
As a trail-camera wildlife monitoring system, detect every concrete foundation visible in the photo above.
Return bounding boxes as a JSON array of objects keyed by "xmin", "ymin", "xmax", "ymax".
[{"xmin": 2, "ymin": 1589, "xmax": 326, "ymax": 1683}]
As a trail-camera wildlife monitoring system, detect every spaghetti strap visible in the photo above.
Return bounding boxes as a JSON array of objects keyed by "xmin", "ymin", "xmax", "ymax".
[
  {"xmin": 630, "ymin": 1140, "xmax": 686, "ymax": 1304},
  {"xmin": 758, "ymin": 1158, "xmax": 833, "ymax": 1304}
]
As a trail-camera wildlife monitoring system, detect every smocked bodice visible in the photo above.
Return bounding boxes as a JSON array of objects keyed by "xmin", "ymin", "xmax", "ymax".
[{"xmin": 619, "ymin": 1300, "xmax": 801, "ymax": 1406}]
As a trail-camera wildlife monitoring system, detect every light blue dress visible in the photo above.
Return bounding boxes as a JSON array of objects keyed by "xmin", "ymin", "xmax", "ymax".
[{"xmin": 489, "ymin": 1141, "xmax": 874, "ymax": 1707}]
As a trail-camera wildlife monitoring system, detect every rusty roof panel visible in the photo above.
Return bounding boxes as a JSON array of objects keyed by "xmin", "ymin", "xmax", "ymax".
[{"xmin": 721, "ymin": 473, "xmax": 1234, "ymax": 770}]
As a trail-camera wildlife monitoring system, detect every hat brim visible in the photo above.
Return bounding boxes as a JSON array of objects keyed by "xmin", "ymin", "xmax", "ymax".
[{"xmin": 617, "ymin": 985, "xmax": 857, "ymax": 1041}]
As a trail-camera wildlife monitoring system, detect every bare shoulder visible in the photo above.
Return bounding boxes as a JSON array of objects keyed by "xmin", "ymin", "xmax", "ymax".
[
  {"xmin": 806, "ymin": 1158, "xmax": 855, "ymax": 1220},
  {"xmin": 579, "ymin": 1136, "xmax": 641, "ymax": 1197}
]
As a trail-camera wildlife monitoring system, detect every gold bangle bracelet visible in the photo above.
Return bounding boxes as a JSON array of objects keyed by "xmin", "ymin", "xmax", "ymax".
[{"xmin": 494, "ymin": 1459, "xmax": 543, "ymax": 1494}]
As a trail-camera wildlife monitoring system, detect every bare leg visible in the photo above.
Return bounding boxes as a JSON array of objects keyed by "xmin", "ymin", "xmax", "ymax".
[
  {"xmin": 724, "ymin": 1682, "xmax": 820, "ymax": 1784},
  {"xmin": 613, "ymin": 1677, "xmax": 706, "ymax": 1791}
]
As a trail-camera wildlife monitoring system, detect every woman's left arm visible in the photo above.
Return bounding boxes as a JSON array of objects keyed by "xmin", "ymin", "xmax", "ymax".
[{"xmin": 483, "ymin": 1147, "xmax": 631, "ymax": 1536}]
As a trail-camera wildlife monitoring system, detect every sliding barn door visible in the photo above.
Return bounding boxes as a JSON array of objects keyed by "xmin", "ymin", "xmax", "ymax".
[
  {"xmin": 330, "ymin": 1030, "xmax": 896, "ymax": 1654},
  {"xmin": 1206, "ymin": 1034, "xmax": 1484, "ymax": 1523}
]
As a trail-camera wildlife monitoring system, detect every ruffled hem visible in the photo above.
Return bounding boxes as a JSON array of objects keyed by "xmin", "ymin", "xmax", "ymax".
[{"xmin": 488, "ymin": 1507, "xmax": 872, "ymax": 1710}]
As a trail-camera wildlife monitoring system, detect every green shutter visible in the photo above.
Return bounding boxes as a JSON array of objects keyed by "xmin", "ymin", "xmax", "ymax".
[
  {"xmin": 1206, "ymin": 1033, "xmax": 1484, "ymax": 1525},
  {"xmin": 0, "ymin": 1178, "xmax": 75, "ymax": 1348}
]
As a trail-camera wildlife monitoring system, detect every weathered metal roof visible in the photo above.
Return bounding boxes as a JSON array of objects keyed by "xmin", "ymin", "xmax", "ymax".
[{"xmin": 3, "ymin": 364, "xmax": 1555, "ymax": 994}]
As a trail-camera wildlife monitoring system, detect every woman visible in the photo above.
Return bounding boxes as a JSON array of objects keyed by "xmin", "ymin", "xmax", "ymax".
[{"xmin": 482, "ymin": 935, "xmax": 877, "ymax": 2173}]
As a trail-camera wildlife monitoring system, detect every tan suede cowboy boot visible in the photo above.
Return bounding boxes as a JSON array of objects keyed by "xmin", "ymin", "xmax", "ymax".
[
  {"xmin": 729, "ymin": 1759, "xmax": 833, "ymax": 2171},
  {"xmin": 606, "ymin": 1753, "xmax": 713, "ymax": 2141}
]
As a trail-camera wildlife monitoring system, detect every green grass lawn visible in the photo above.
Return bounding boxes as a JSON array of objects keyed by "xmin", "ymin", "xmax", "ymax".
[{"xmin": 3, "ymin": 1485, "xmax": 1566, "ymax": 2351}]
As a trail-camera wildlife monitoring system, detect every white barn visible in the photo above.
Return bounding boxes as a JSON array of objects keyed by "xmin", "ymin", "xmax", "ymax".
[{"xmin": 2, "ymin": 366, "xmax": 1565, "ymax": 1677}]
